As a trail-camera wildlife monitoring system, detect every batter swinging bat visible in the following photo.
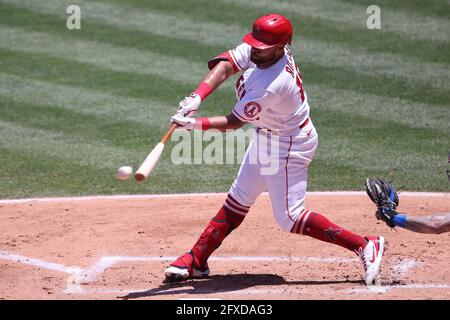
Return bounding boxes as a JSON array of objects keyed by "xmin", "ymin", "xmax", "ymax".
[{"xmin": 134, "ymin": 123, "xmax": 178, "ymax": 182}]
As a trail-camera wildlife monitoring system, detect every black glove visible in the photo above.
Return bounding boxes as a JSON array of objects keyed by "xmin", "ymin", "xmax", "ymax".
[{"xmin": 365, "ymin": 178, "xmax": 399, "ymax": 228}]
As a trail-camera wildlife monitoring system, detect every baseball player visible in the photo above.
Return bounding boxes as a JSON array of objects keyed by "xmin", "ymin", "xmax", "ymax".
[{"xmin": 165, "ymin": 14, "xmax": 385, "ymax": 285}]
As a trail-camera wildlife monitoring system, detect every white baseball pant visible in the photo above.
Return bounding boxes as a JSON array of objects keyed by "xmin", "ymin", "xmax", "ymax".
[{"xmin": 228, "ymin": 119, "xmax": 318, "ymax": 231}]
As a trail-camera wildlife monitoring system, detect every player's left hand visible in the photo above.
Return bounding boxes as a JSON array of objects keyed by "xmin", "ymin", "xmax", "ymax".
[
  {"xmin": 375, "ymin": 207, "xmax": 398, "ymax": 228},
  {"xmin": 177, "ymin": 93, "xmax": 201, "ymax": 116},
  {"xmin": 170, "ymin": 113, "xmax": 196, "ymax": 131}
]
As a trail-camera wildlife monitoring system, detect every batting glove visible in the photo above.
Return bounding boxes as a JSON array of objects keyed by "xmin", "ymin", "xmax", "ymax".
[
  {"xmin": 170, "ymin": 113, "xmax": 196, "ymax": 131},
  {"xmin": 177, "ymin": 93, "xmax": 201, "ymax": 116}
]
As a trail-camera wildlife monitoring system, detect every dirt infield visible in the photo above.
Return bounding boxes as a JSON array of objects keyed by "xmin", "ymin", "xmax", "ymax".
[{"xmin": 0, "ymin": 192, "xmax": 449, "ymax": 300}]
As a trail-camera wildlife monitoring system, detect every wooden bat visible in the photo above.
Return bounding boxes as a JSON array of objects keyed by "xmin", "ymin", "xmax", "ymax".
[{"xmin": 134, "ymin": 123, "xmax": 178, "ymax": 182}]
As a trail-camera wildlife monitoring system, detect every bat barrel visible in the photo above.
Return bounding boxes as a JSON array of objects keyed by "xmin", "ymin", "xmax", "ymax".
[
  {"xmin": 134, "ymin": 123, "xmax": 179, "ymax": 182},
  {"xmin": 134, "ymin": 142, "xmax": 166, "ymax": 182}
]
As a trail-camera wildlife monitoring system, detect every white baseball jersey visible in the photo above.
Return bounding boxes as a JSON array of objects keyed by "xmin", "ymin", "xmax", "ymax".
[
  {"xmin": 209, "ymin": 43, "xmax": 318, "ymax": 232},
  {"xmin": 209, "ymin": 43, "xmax": 309, "ymax": 135}
]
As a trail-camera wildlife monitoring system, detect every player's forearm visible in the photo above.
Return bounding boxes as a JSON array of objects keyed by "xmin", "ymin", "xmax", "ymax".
[
  {"xmin": 196, "ymin": 114, "xmax": 246, "ymax": 132},
  {"xmin": 403, "ymin": 214, "xmax": 450, "ymax": 234},
  {"xmin": 189, "ymin": 61, "xmax": 235, "ymax": 103},
  {"xmin": 177, "ymin": 61, "xmax": 235, "ymax": 117},
  {"xmin": 201, "ymin": 61, "xmax": 235, "ymax": 91}
]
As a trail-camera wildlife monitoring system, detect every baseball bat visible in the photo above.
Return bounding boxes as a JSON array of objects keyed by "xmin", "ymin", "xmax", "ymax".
[{"xmin": 134, "ymin": 123, "xmax": 178, "ymax": 182}]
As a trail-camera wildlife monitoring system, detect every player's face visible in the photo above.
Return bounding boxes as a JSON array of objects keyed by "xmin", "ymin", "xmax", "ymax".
[{"xmin": 250, "ymin": 45, "xmax": 285, "ymax": 67}]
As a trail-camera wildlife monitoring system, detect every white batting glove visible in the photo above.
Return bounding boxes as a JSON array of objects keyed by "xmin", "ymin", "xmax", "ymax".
[
  {"xmin": 170, "ymin": 113, "xmax": 196, "ymax": 131},
  {"xmin": 177, "ymin": 93, "xmax": 201, "ymax": 116}
]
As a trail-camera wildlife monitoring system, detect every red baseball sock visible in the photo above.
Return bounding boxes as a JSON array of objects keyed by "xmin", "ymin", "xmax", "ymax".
[
  {"xmin": 291, "ymin": 210, "xmax": 367, "ymax": 253},
  {"xmin": 191, "ymin": 195, "xmax": 248, "ymax": 266}
]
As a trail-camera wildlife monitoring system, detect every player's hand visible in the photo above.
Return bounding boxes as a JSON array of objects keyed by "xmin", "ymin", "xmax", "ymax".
[
  {"xmin": 375, "ymin": 207, "xmax": 398, "ymax": 228},
  {"xmin": 170, "ymin": 113, "xmax": 196, "ymax": 131},
  {"xmin": 177, "ymin": 93, "xmax": 201, "ymax": 116}
]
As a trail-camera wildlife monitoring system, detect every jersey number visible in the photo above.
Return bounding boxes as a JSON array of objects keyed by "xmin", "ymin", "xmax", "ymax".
[
  {"xmin": 286, "ymin": 63, "xmax": 305, "ymax": 102},
  {"xmin": 236, "ymin": 75, "xmax": 246, "ymax": 100}
]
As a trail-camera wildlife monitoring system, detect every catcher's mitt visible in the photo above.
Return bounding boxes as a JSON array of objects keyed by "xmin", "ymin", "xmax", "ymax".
[{"xmin": 365, "ymin": 178, "xmax": 399, "ymax": 228}]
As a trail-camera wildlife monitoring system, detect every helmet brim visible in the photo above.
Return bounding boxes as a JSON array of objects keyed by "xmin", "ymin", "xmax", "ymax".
[{"xmin": 242, "ymin": 33, "xmax": 277, "ymax": 49}]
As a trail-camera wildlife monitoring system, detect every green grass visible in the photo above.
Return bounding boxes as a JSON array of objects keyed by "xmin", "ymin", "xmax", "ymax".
[{"xmin": 0, "ymin": 0, "xmax": 449, "ymax": 198}]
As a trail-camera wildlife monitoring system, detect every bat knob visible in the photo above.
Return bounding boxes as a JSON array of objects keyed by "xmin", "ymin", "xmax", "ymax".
[{"xmin": 134, "ymin": 173, "xmax": 146, "ymax": 182}]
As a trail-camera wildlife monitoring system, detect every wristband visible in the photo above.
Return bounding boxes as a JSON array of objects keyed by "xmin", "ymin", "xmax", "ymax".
[
  {"xmin": 393, "ymin": 214, "xmax": 407, "ymax": 228},
  {"xmin": 195, "ymin": 118, "xmax": 212, "ymax": 130},
  {"xmin": 194, "ymin": 82, "xmax": 214, "ymax": 100}
]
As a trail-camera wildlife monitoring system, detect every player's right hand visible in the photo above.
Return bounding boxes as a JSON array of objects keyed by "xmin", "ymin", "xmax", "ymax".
[
  {"xmin": 170, "ymin": 113, "xmax": 196, "ymax": 131},
  {"xmin": 177, "ymin": 93, "xmax": 201, "ymax": 116}
]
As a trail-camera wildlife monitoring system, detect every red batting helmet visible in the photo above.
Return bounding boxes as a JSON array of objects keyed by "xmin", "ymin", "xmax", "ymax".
[{"xmin": 242, "ymin": 13, "xmax": 293, "ymax": 49}]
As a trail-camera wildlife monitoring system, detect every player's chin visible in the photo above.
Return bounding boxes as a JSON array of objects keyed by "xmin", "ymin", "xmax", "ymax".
[{"xmin": 250, "ymin": 56, "xmax": 265, "ymax": 64}]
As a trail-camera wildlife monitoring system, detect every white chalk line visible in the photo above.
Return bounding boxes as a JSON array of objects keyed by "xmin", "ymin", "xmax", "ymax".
[
  {"xmin": 345, "ymin": 284, "xmax": 450, "ymax": 294},
  {"xmin": 0, "ymin": 191, "xmax": 448, "ymax": 205},
  {"xmin": 1, "ymin": 251, "xmax": 447, "ymax": 297},
  {"xmin": 66, "ymin": 256, "xmax": 116, "ymax": 294},
  {"xmin": 358, "ymin": 258, "xmax": 418, "ymax": 293},
  {"xmin": 0, "ymin": 250, "xmax": 82, "ymax": 274}
]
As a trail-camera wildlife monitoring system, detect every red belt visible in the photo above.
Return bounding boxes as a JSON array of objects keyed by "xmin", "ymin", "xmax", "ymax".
[{"xmin": 299, "ymin": 117, "xmax": 310, "ymax": 129}]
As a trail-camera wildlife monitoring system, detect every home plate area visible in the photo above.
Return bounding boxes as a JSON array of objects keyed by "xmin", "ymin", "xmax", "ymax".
[{"xmin": 65, "ymin": 254, "xmax": 425, "ymax": 299}]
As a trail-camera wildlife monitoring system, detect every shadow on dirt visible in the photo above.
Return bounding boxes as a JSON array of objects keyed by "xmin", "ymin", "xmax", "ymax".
[{"xmin": 118, "ymin": 274, "xmax": 364, "ymax": 299}]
